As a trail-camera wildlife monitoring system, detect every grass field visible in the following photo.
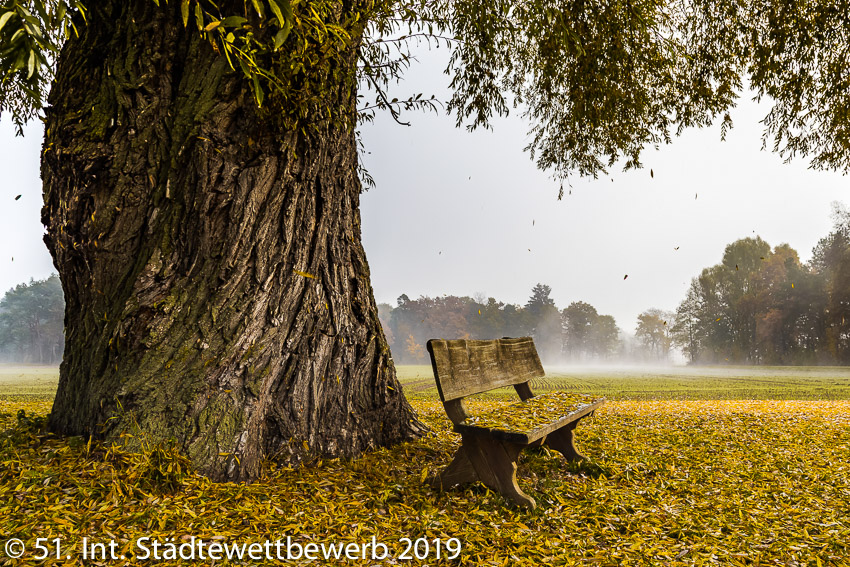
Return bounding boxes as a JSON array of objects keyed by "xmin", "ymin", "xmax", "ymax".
[
  {"xmin": 2, "ymin": 365, "xmax": 850, "ymax": 566},
  {"xmin": 8, "ymin": 363, "xmax": 850, "ymax": 401},
  {"xmin": 0, "ymin": 365, "xmax": 61, "ymax": 399},
  {"xmin": 397, "ymin": 363, "xmax": 850, "ymax": 400}
]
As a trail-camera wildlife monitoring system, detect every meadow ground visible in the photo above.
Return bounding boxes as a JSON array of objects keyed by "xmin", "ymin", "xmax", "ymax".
[
  {"xmin": 2, "ymin": 364, "xmax": 850, "ymax": 566},
  {"xmin": 396, "ymin": 364, "xmax": 850, "ymax": 400}
]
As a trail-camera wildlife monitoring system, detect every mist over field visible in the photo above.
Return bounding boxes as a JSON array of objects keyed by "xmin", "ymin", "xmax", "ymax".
[{"xmin": 379, "ymin": 218, "xmax": 850, "ymax": 368}]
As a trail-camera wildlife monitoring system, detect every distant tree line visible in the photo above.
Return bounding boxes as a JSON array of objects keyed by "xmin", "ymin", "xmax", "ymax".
[
  {"xmin": 670, "ymin": 204, "xmax": 850, "ymax": 365},
  {"xmin": 0, "ymin": 275, "xmax": 65, "ymax": 364},
  {"xmin": 379, "ymin": 284, "xmax": 634, "ymax": 365}
]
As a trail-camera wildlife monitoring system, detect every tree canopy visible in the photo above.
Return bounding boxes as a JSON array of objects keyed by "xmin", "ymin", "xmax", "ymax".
[
  {"xmin": 380, "ymin": 286, "xmax": 629, "ymax": 364},
  {"xmin": 3, "ymin": 0, "xmax": 850, "ymax": 181},
  {"xmin": 670, "ymin": 206, "xmax": 850, "ymax": 364},
  {"xmin": 0, "ymin": 274, "xmax": 64, "ymax": 363}
]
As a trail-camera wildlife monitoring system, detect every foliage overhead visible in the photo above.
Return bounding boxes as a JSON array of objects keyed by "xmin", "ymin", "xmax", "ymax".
[
  {"xmin": 0, "ymin": 0, "xmax": 84, "ymax": 133},
  {"xmin": 2, "ymin": 0, "xmax": 849, "ymax": 180}
]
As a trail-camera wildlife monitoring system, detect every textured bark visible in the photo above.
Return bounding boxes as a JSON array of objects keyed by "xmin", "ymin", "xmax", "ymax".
[{"xmin": 42, "ymin": 1, "xmax": 423, "ymax": 481}]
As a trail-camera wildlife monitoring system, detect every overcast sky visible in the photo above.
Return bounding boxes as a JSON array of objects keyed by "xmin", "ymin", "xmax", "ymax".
[{"xmin": 1, "ymin": 48, "xmax": 847, "ymax": 334}]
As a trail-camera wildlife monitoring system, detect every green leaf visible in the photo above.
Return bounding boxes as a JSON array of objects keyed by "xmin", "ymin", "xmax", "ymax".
[
  {"xmin": 180, "ymin": 0, "xmax": 190, "ymax": 27},
  {"xmin": 267, "ymin": 0, "xmax": 291, "ymax": 28},
  {"xmin": 237, "ymin": 55, "xmax": 251, "ymax": 76},
  {"xmin": 221, "ymin": 16, "xmax": 247, "ymax": 28},
  {"xmin": 194, "ymin": 2, "xmax": 203, "ymax": 31},
  {"xmin": 253, "ymin": 73, "xmax": 264, "ymax": 107},
  {"xmin": 26, "ymin": 49, "xmax": 35, "ymax": 79},
  {"xmin": 250, "ymin": 0, "xmax": 264, "ymax": 18},
  {"xmin": 276, "ymin": 0, "xmax": 293, "ymax": 47},
  {"xmin": 273, "ymin": 27, "xmax": 289, "ymax": 50},
  {"xmin": 0, "ymin": 11, "xmax": 13, "ymax": 35}
]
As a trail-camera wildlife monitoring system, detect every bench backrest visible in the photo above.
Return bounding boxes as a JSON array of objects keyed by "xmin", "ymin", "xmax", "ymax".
[{"xmin": 426, "ymin": 337, "xmax": 545, "ymax": 402}]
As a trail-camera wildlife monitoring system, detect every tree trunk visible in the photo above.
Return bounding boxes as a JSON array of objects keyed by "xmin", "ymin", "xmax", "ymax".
[{"xmin": 42, "ymin": 1, "xmax": 423, "ymax": 481}]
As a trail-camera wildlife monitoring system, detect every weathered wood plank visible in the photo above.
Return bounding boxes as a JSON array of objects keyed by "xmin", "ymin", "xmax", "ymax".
[
  {"xmin": 454, "ymin": 397, "xmax": 604, "ymax": 444},
  {"xmin": 427, "ymin": 337, "xmax": 544, "ymax": 401}
]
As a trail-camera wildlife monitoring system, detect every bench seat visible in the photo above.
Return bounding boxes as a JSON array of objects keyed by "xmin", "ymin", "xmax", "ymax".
[{"xmin": 456, "ymin": 391, "xmax": 604, "ymax": 444}]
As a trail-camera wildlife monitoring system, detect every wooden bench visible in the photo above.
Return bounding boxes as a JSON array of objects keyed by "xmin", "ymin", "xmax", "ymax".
[{"xmin": 427, "ymin": 337, "xmax": 604, "ymax": 508}]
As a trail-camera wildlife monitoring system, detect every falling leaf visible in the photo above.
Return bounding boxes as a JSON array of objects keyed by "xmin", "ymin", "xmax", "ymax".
[
  {"xmin": 716, "ymin": 317, "xmax": 722, "ymax": 321},
  {"xmin": 791, "ymin": 283, "xmax": 795, "ymax": 289},
  {"xmin": 293, "ymin": 269, "xmax": 315, "ymax": 279},
  {"xmin": 736, "ymin": 264, "xmax": 739, "ymax": 271}
]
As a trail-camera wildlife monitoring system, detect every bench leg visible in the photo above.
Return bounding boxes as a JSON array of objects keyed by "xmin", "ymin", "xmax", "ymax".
[
  {"xmin": 545, "ymin": 421, "xmax": 585, "ymax": 461},
  {"xmin": 435, "ymin": 435, "xmax": 536, "ymax": 509},
  {"xmin": 433, "ymin": 445, "xmax": 478, "ymax": 488}
]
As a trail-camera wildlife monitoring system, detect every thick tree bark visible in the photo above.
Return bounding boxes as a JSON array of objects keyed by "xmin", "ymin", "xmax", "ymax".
[{"xmin": 42, "ymin": 1, "xmax": 423, "ymax": 481}]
